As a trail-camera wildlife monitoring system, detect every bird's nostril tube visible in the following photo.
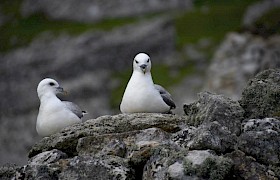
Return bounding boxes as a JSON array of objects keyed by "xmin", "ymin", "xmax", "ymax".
[{"xmin": 140, "ymin": 64, "xmax": 147, "ymax": 69}]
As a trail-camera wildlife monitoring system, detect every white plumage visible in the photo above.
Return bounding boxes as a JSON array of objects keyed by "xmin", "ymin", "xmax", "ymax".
[
  {"xmin": 36, "ymin": 78, "xmax": 84, "ymax": 136},
  {"xmin": 120, "ymin": 53, "xmax": 176, "ymax": 113}
]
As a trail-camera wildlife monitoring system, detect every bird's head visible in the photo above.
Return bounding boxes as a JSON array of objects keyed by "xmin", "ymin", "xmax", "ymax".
[
  {"xmin": 37, "ymin": 78, "xmax": 66, "ymax": 99},
  {"xmin": 133, "ymin": 53, "xmax": 151, "ymax": 74}
]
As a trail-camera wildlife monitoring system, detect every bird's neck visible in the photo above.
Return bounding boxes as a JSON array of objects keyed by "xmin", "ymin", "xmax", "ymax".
[
  {"xmin": 130, "ymin": 71, "xmax": 154, "ymax": 86},
  {"xmin": 39, "ymin": 92, "xmax": 60, "ymax": 104}
]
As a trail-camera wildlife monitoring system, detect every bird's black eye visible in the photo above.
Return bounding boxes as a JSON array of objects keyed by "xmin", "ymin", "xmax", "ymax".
[
  {"xmin": 49, "ymin": 82, "xmax": 55, "ymax": 86},
  {"xmin": 147, "ymin": 58, "xmax": 150, "ymax": 63},
  {"xmin": 135, "ymin": 60, "xmax": 139, "ymax": 64}
]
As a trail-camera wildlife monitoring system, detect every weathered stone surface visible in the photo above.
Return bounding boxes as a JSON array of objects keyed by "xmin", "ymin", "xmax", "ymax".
[
  {"xmin": 142, "ymin": 145, "xmax": 188, "ymax": 180},
  {"xmin": 14, "ymin": 155, "xmax": 134, "ymax": 180},
  {"xmin": 172, "ymin": 121, "xmax": 237, "ymax": 153},
  {"xmin": 237, "ymin": 118, "xmax": 280, "ymax": 165},
  {"xmin": 2, "ymin": 104, "xmax": 280, "ymax": 179},
  {"xmin": 183, "ymin": 150, "xmax": 233, "ymax": 180},
  {"xmin": 183, "ymin": 92, "xmax": 244, "ymax": 134},
  {"xmin": 204, "ymin": 33, "xmax": 280, "ymax": 100},
  {"xmin": 59, "ymin": 156, "xmax": 134, "ymax": 180},
  {"xmin": 29, "ymin": 113, "xmax": 185, "ymax": 158},
  {"xmin": 21, "ymin": 0, "xmax": 192, "ymax": 22},
  {"xmin": 226, "ymin": 150, "xmax": 277, "ymax": 180},
  {"xmin": 77, "ymin": 127, "xmax": 170, "ymax": 161},
  {"xmin": 240, "ymin": 69, "xmax": 280, "ymax": 119},
  {"xmin": 0, "ymin": 164, "xmax": 19, "ymax": 180},
  {"xmin": 28, "ymin": 149, "xmax": 68, "ymax": 165}
]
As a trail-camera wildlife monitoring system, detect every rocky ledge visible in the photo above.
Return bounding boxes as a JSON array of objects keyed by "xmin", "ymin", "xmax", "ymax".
[{"xmin": 1, "ymin": 69, "xmax": 280, "ymax": 179}]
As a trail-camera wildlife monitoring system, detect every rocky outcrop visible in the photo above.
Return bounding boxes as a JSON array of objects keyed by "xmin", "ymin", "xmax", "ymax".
[
  {"xmin": 183, "ymin": 92, "xmax": 244, "ymax": 134},
  {"xmin": 21, "ymin": 0, "xmax": 192, "ymax": 22},
  {"xmin": 204, "ymin": 33, "xmax": 280, "ymax": 100},
  {"xmin": 238, "ymin": 118, "xmax": 280, "ymax": 165},
  {"xmin": 240, "ymin": 69, "xmax": 280, "ymax": 119},
  {"xmin": 1, "ymin": 69, "xmax": 279, "ymax": 179}
]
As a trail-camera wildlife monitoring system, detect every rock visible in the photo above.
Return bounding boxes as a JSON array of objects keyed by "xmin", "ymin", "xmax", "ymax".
[
  {"xmin": 28, "ymin": 149, "xmax": 68, "ymax": 165},
  {"xmin": 0, "ymin": 17, "xmax": 176, "ymax": 165},
  {"xmin": 167, "ymin": 162, "xmax": 186, "ymax": 180},
  {"xmin": 240, "ymin": 69, "xmax": 280, "ymax": 119},
  {"xmin": 183, "ymin": 150, "xmax": 233, "ymax": 180},
  {"xmin": 59, "ymin": 156, "xmax": 134, "ymax": 180},
  {"xmin": 204, "ymin": 33, "xmax": 280, "ymax": 100},
  {"xmin": 0, "ymin": 164, "xmax": 19, "ymax": 180},
  {"xmin": 29, "ymin": 113, "xmax": 186, "ymax": 158},
  {"xmin": 2, "ymin": 106, "xmax": 280, "ymax": 179},
  {"xmin": 226, "ymin": 150, "xmax": 277, "ymax": 180},
  {"xmin": 142, "ymin": 145, "xmax": 188, "ymax": 180},
  {"xmin": 237, "ymin": 118, "xmax": 280, "ymax": 165},
  {"xmin": 21, "ymin": 0, "xmax": 192, "ymax": 22},
  {"xmin": 172, "ymin": 121, "xmax": 237, "ymax": 153},
  {"xmin": 76, "ymin": 127, "xmax": 170, "ymax": 162},
  {"xmin": 183, "ymin": 92, "xmax": 244, "ymax": 134},
  {"xmin": 14, "ymin": 155, "xmax": 134, "ymax": 180}
]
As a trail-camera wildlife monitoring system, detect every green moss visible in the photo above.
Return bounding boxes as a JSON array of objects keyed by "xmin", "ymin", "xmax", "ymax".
[
  {"xmin": 0, "ymin": 0, "xmax": 22, "ymax": 17},
  {"xmin": 269, "ymin": 165, "xmax": 280, "ymax": 179},
  {"xmin": 183, "ymin": 159, "xmax": 196, "ymax": 175},
  {"xmin": 0, "ymin": 12, "xmax": 138, "ymax": 52},
  {"xmin": 207, "ymin": 157, "xmax": 233, "ymax": 180},
  {"xmin": 175, "ymin": 0, "xmax": 261, "ymax": 49},
  {"xmin": 194, "ymin": 0, "xmax": 260, "ymax": 7},
  {"xmin": 183, "ymin": 156, "xmax": 233, "ymax": 179},
  {"xmin": 253, "ymin": 7, "xmax": 280, "ymax": 36}
]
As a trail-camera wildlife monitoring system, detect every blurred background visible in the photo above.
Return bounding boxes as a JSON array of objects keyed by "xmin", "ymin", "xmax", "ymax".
[{"xmin": 0, "ymin": 0, "xmax": 279, "ymax": 165}]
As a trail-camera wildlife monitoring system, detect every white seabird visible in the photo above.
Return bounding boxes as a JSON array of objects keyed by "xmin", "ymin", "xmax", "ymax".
[
  {"xmin": 120, "ymin": 53, "xmax": 176, "ymax": 113},
  {"xmin": 36, "ymin": 78, "xmax": 86, "ymax": 137}
]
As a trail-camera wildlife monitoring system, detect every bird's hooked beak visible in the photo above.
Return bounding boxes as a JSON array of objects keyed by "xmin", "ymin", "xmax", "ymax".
[
  {"xmin": 140, "ymin": 64, "xmax": 147, "ymax": 74},
  {"xmin": 56, "ymin": 86, "xmax": 67, "ymax": 95}
]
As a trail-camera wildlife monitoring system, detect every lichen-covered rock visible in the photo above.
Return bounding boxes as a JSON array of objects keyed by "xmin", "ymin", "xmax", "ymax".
[
  {"xmin": 2, "ymin": 107, "xmax": 280, "ymax": 179},
  {"xmin": 142, "ymin": 145, "xmax": 188, "ymax": 180},
  {"xmin": 172, "ymin": 121, "xmax": 237, "ymax": 153},
  {"xmin": 237, "ymin": 118, "xmax": 280, "ymax": 165},
  {"xmin": 240, "ymin": 69, "xmax": 280, "ymax": 119},
  {"xmin": 29, "ymin": 113, "xmax": 185, "ymax": 158},
  {"xmin": 28, "ymin": 149, "xmax": 68, "ymax": 165},
  {"xmin": 0, "ymin": 164, "xmax": 19, "ymax": 180},
  {"xmin": 183, "ymin": 92, "xmax": 244, "ymax": 134},
  {"xmin": 77, "ymin": 127, "xmax": 170, "ymax": 168},
  {"xmin": 58, "ymin": 156, "xmax": 134, "ymax": 179},
  {"xmin": 14, "ymin": 155, "xmax": 134, "ymax": 180},
  {"xmin": 226, "ymin": 150, "xmax": 277, "ymax": 180},
  {"xmin": 183, "ymin": 150, "xmax": 233, "ymax": 180}
]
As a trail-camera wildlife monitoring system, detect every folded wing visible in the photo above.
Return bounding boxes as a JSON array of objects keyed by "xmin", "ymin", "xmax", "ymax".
[
  {"xmin": 154, "ymin": 84, "xmax": 176, "ymax": 109},
  {"xmin": 62, "ymin": 101, "xmax": 86, "ymax": 119}
]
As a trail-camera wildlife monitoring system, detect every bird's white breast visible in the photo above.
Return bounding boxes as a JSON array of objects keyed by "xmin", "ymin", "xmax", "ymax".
[
  {"xmin": 36, "ymin": 97, "xmax": 81, "ymax": 136},
  {"xmin": 120, "ymin": 72, "xmax": 169, "ymax": 113}
]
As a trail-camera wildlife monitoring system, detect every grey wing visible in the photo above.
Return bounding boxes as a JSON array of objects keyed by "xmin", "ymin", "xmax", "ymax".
[
  {"xmin": 62, "ymin": 101, "xmax": 85, "ymax": 119},
  {"xmin": 154, "ymin": 84, "xmax": 176, "ymax": 109}
]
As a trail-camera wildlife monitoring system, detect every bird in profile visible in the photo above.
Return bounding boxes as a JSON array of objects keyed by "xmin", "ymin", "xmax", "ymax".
[
  {"xmin": 120, "ymin": 53, "xmax": 176, "ymax": 113},
  {"xmin": 36, "ymin": 78, "xmax": 86, "ymax": 137}
]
